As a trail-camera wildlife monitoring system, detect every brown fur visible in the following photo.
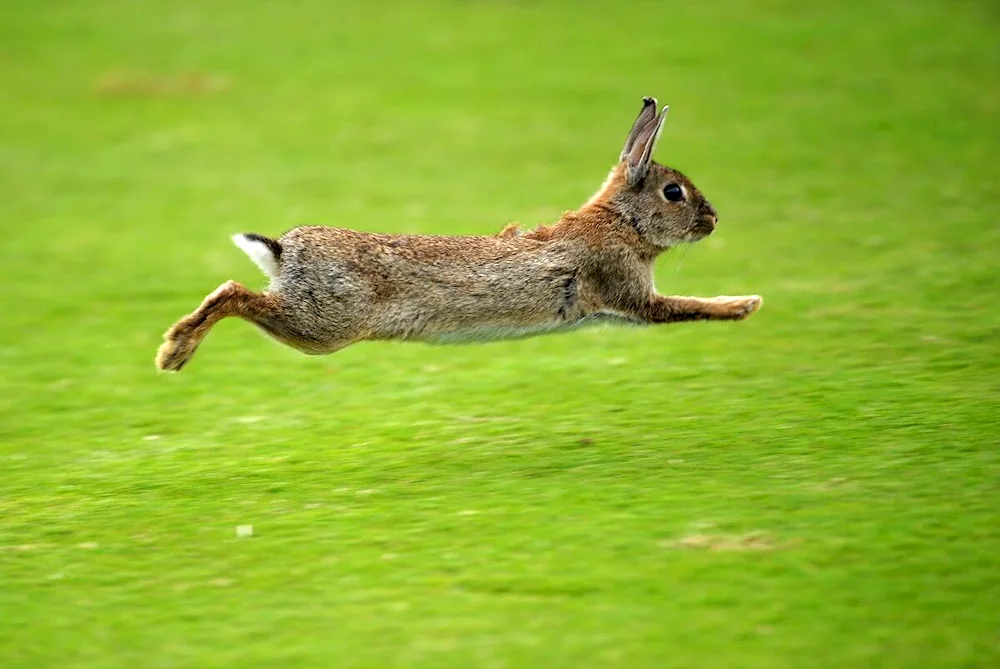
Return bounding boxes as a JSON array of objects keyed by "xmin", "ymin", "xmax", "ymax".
[{"xmin": 155, "ymin": 97, "xmax": 761, "ymax": 372}]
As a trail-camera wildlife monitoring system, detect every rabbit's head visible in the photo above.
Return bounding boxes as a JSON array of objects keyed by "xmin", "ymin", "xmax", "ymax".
[{"xmin": 594, "ymin": 97, "xmax": 718, "ymax": 249}]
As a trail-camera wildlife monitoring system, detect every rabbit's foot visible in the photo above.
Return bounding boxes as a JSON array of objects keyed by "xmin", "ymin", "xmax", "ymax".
[
  {"xmin": 711, "ymin": 295, "xmax": 762, "ymax": 320},
  {"xmin": 156, "ymin": 320, "xmax": 201, "ymax": 372},
  {"xmin": 155, "ymin": 282, "xmax": 239, "ymax": 371}
]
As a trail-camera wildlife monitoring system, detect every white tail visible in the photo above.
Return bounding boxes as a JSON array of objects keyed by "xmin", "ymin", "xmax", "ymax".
[{"xmin": 232, "ymin": 233, "xmax": 281, "ymax": 278}]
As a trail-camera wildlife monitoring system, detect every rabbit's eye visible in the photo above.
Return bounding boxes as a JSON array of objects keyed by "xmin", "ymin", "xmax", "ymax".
[{"xmin": 663, "ymin": 183, "xmax": 685, "ymax": 202}]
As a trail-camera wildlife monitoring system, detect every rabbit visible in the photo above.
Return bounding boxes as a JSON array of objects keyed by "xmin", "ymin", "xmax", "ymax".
[{"xmin": 155, "ymin": 96, "xmax": 761, "ymax": 372}]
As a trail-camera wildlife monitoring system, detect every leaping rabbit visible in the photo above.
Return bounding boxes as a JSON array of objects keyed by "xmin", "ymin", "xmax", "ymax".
[{"xmin": 156, "ymin": 97, "xmax": 761, "ymax": 372}]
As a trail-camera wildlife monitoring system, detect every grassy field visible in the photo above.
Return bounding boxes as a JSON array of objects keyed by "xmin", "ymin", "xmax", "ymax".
[{"xmin": 2, "ymin": 0, "xmax": 998, "ymax": 666}]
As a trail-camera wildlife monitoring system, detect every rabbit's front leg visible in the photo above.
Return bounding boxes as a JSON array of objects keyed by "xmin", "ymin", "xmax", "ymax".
[{"xmin": 637, "ymin": 294, "xmax": 762, "ymax": 323}]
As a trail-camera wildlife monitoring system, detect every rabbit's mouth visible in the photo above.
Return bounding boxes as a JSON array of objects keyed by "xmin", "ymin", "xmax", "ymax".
[{"xmin": 685, "ymin": 216, "xmax": 717, "ymax": 241}]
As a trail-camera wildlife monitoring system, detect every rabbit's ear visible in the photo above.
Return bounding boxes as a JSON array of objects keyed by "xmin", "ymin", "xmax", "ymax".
[
  {"xmin": 620, "ymin": 97, "xmax": 658, "ymax": 162},
  {"xmin": 624, "ymin": 103, "xmax": 669, "ymax": 188}
]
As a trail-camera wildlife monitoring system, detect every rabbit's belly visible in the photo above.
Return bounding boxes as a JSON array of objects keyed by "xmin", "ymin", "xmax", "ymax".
[{"xmin": 422, "ymin": 311, "xmax": 643, "ymax": 344}]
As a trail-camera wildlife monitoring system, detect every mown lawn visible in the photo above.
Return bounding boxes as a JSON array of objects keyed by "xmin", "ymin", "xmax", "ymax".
[{"xmin": 1, "ymin": 1, "xmax": 998, "ymax": 667}]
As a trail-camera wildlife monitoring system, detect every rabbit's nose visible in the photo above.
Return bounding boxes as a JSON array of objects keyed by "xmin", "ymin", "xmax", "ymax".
[{"xmin": 700, "ymin": 200, "xmax": 718, "ymax": 221}]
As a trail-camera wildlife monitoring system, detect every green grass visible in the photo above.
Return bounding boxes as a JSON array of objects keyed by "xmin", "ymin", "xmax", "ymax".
[{"xmin": 2, "ymin": 0, "xmax": 999, "ymax": 666}]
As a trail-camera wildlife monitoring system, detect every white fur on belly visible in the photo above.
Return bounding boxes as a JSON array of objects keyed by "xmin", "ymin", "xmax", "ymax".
[{"xmin": 422, "ymin": 312, "xmax": 643, "ymax": 344}]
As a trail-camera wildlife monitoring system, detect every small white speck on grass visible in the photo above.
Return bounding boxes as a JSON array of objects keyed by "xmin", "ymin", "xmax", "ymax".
[
  {"xmin": 142, "ymin": 435, "xmax": 161, "ymax": 441},
  {"xmin": 457, "ymin": 509, "xmax": 479, "ymax": 516},
  {"xmin": 236, "ymin": 525, "xmax": 254, "ymax": 538},
  {"xmin": 608, "ymin": 357, "xmax": 628, "ymax": 366},
  {"xmin": 78, "ymin": 542, "xmax": 99, "ymax": 550},
  {"xmin": 235, "ymin": 416, "xmax": 263, "ymax": 424}
]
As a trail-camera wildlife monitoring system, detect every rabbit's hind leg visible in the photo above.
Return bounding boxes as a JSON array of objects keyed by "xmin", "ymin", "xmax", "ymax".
[{"xmin": 156, "ymin": 280, "xmax": 283, "ymax": 372}]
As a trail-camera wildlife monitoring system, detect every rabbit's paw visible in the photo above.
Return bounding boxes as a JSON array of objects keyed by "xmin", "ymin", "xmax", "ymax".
[
  {"xmin": 155, "ymin": 322, "xmax": 200, "ymax": 372},
  {"xmin": 713, "ymin": 295, "xmax": 762, "ymax": 320}
]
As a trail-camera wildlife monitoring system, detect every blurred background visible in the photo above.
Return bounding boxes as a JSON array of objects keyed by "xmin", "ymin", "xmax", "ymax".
[{"xmin": 1, "ymin": 1, "xmax": 998, "ymax": 667}]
